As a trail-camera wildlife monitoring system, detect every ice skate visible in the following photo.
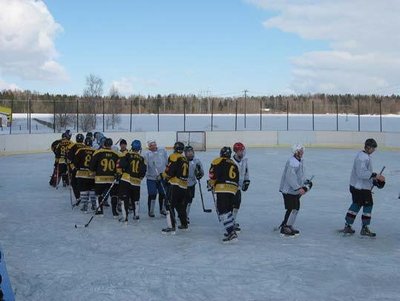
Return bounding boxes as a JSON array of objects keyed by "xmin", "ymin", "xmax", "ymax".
[
  {"xmin": 222, "ymin": 231, "xmax": 238, "ymax": 243},
  {"xmin": 360, "ymin": 225, "xmax": 376, "ymax": 237},
  {"xmin": 161, "ymin": 227, "xmax": 176, "ymax": 235}
]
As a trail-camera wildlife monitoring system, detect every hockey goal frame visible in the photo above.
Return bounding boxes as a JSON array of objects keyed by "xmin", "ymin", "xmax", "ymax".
[{"xmin": 176, "ymin": 131, "xmax": 207, "ymax": 151}]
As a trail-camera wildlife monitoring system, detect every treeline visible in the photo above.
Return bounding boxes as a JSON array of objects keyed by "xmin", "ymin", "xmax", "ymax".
[{"xmin": 1, "ymin": 89, "xmax": 400, "ymax": 115}]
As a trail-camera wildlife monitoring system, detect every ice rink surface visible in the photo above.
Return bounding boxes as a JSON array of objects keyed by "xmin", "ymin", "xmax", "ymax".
[{"xmin": 1, "ymin": 147, "xmax": 400, "ymax": 301}]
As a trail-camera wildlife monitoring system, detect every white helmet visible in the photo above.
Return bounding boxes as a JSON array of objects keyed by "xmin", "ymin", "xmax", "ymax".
[{"xmin": 292, "ymin": 144, "xmax": 305, "ymax": 154}]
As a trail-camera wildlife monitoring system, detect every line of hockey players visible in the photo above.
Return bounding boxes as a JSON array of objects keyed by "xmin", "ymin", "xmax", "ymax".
[{"xmin": 50, "ymin": 131, "xmax": 386, "ymax": 242}]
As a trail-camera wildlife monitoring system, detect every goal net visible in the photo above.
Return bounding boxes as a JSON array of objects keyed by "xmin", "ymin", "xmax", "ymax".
[{"xmin": 176, "ymin": 131, "xmax": 206, "ymax": 151}]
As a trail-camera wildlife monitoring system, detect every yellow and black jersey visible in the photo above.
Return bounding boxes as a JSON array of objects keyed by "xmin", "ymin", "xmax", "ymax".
[
  {"xmin": 119, "ymin": 149, "xmax": 129, "ymax": 156},
  {"xmin": 67, "ymin": 142, "xmax": 85, "ymax": 170},
  {"xmin": 90, "ymin": 148, "xmax": 120, "ymax": 184},
  {"xmin": 163, "ymin": 153, "xmax": 188, "ymax": 189},
  {"xmin": 51, "ymin": 139, "xmax": 61, "ymax": 155},
  {"xmin": 209, "ymin": 157, "xmax": 239, "ymax": 195},
  {"xmin": 74, "ymin": 147, "xmax": 96, "ymax": 179},
  {"xmin": 119, "ymin": 152, "xmax": 147, "ymax": 187},
  {"xmin": 54, "ymin": 138, "xmax": 73, "ymax": 164}
]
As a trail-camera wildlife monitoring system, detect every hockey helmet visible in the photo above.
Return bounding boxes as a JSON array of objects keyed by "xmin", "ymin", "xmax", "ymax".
[
  {"xmin": 184, "ymin": 145, "xmax": 194, "ymax": 153},
  {"xmin": 76, "ymin": 133, "xmax": 84, "ymax": 143},
  {"xmin": 131, "ymin": 140, "xmax": 142, "ymax": 151},
  {"xmin": 365, "ymin": 138, "xmax": 377, "ymax": 148},
  {"xmin": 61, "ymin": 132, "xmax": 68, "ymax": 139},
  {"xmin": 65, "ymin": 129, "xmax": 72, "ymax": 139},
  {"xmin": 104, "ymin": 138, "xmax": 113, "ymax": 147},
  {"xmin": 84, "ymin": 137, "xmax": 93, "ymax": 147},
  {"xmin": 174, "ymin": 141, "xmax": 185, "ymax": 153},
  {"xmin": 86, "ymin": 132, "xmax": 93, "ymax": 138},
  {"xmin": 292, "ymin": 144, "xmax": 305, "ymax": 154},
  {"xmin": 233, "ymin": 142, "xmax": 245, "ymax": 153},
  {"xmin": 120, "ymin": 139, "xmax": 127, "ymax": 146},
  {"xmin": 220, "ymin": 146, "xmax": 232, "ymax": 158}
]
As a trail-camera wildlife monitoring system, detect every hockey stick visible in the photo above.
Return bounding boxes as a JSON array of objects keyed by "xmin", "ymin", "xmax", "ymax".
[
  {"xmin": 197, "ymin": 179, "xmax": 212, "ymax": 213},
  {"xmin": 55, "ymin": 162, "xmax": 60, "ymax": 190},
  {"xmin": 67, "ymin": 164, "xmax": 74, "ymax": 209},
  {"xmin": 74, "ymin": 180, "xmax": 117, "ymax": 228},
  {"xmin": 154, "ymin": 164, "xmax": 173, "ymax": 228}
]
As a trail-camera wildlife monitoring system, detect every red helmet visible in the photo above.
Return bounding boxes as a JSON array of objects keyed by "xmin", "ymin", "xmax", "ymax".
[{"xmin": 233, "ymin": 142, "xmax": 245, "ymax": 153}]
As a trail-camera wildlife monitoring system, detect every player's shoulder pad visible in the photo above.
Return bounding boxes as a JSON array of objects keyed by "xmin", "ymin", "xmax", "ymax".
[
  {"xmin": 168, "ymin": 153, "xmax": 182, "ymax": 162},
  {"xmin": 211, "ymin": 157, "xmax": 223, "ymax": 165}
]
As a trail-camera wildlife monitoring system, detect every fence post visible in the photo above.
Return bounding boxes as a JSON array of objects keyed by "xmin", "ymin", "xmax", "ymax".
[
  {"xmin": 286, "ymin": 99, "xmax": 289, "ymax": 131},
  {"xmin": 10, "ymin": 99, "xmax": 13, "ymax": 134},
  {"xmin": 211, "ymin": 97, "xmax": 214, "ymax": 131},
  {"xmin": 336, "ymin": 99, "xmax": 339, "ymax": 131},
  {"xmin": 102, "ymin": 98, "xmax": 105, "ymax": 132},
  {"xmin": 183, "ymin": 98, "xmax": 186, "ymax": 131},
  {"xmin": 235, "ymin": 98, "xmax": 238, "ymax": 131},
  {"xmin": 259, "ymin": 98, "xmax": 262, "ymax": 131},
  {"xmin": 28, "ymin": 98, "xmax": 31, "ymax": 134},
  {"xmin": 357, "ymin": 98, "xmax": 360, "ymax": 131},
  {"xmin": 53, "ymin": 99, "xmax": 56, "ymax": 133},
  {"xmin": 76, "ymin": 98, "xmax": 79, "ymax": 132},
  {"xmin": 312, "ymin": 100, "xmax": 315, "ymax": 131},
  {"xmin": 130, "ymin": 98, "xmax": 133, "ymax": 132}
]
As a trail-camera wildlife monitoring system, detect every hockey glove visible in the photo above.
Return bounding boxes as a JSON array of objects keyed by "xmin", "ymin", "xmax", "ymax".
[
  {"xmin": 195, "ymin": 164, "xmax": 204, "ymax": 180},
  {"xmin": 207, "ymin": 179, "xmax": 214, "ymax": 191},
  {"xmin": 373, "ymin": 179, "xmax": 385, "ymax": 189},
  {"xmin": 114, "ymin": 173, "xmax": 122, "ymax": 181},
  {"xmin": 304, "ymin": 179, "xmax": 313, "ymax": 191},
  {"xmin": 242, "ymin": 180, "xmax": 250, "ymax": 191}
]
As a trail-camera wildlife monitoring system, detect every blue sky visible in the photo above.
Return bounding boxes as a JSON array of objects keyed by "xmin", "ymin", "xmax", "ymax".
[{"xmin": 1, "ymin": 0, "xmax": 399, "ymax": 96}]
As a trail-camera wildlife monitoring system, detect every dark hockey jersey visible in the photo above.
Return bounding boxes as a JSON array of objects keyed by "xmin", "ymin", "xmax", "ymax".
[
  {"xmin": 163, "ymin": 152, "xmax": 188, "ymax": 189},
  {"xmin": 118, "ymin": 151, "xmax": 147, "ymax": 186},
  {"xmin": 74, "ymin": 147, "xmax": 96, "ymax": 179},
  {"xmin": 54, "ymin": 138, "xmax": 73, "ymax": 164},
  {"xmin": 90, "ymin": 148, "xmax": 120, "ymax": 184},
  {"xmin": 209, "ymin": 157, "xmax": 239, "ymax": 195},
  {"xmin": 68, "ymin": 142, "xmax": 86, "ymax": 170}
]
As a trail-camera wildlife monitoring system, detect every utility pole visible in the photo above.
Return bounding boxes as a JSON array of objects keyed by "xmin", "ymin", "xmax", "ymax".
[{"xmin": 243, "ymin": 89, "xmax": 248, "ymax": 128}]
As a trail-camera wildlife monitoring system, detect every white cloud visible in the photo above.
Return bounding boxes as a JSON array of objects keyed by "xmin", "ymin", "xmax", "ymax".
[
  {"xmin": 247, "ymin": 0, "xmax": 400, "ymax": 94},
  {"xmin": 0, "ymin": 0, "xmax": 67, "ymax": 82},
  {"xmin": 0, "ymin": 79, "xmax": 19, "ymax": 90},
  {"xmin": 110, "ymin": 77, "xmax": 160, "ymax": 96}
]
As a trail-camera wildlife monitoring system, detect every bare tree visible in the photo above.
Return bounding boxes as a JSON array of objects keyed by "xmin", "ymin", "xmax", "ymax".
[
  {"xmin": 80, "ymin": 74, "xmax": 103, "ymax": 131},
  {"xmin": 106, "ymin": 85, "xmax": 121, "ymax": 130}
]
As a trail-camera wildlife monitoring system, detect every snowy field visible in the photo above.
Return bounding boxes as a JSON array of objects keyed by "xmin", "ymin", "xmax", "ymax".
[
  {"xmin": 1, "ymin": 113, "xmax": 400, "ymax": 134},
  {"xmin": 1, "ymin": 147, "xmax": 400, "ymax": 301}
]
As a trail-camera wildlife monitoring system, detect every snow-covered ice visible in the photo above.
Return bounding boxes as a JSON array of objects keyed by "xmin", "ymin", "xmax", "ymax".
[{"xmin": 1, "ymin": 147, "xmax": 400, "ymax": 300}]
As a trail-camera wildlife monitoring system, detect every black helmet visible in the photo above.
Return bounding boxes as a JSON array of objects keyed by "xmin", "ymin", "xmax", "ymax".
[
  {"xmin": 65, "ymin": 129, "xmax": 72, "ymax": 139},
  {"xmin": 174, "ymin": 141, "xmax": 185, "ymax": 153},
  {"xmin": 184, "ymin": 145, "xmax": 194, "ymax": 153},
  {"xmin": 104, "ymin": 138, "xmax": 113, "ymax": 147},
  {"xmin": 220, "ymin": 146, "xmax": 232, "ymax": 158},
  {"xmin": 86, "ymin": 132, "xmax": 93, "ymax": 138},
  {"xmin": 61, "ymin": 132, "xmax": 68, "ymax": 139},
  {"xmin": 365, "ymin": 138, "xmax": 377, "ymax": 148},
  {"xmin": 76, "ymin": 133, "xmax": 84, "ymax": 143},
  {"xmin": 84, "ymin": 137, "xmax": 93, "ymax": 147},
  {"xmin": 120, "ymin": 139, "xmax": 127, "ymax": 146}
]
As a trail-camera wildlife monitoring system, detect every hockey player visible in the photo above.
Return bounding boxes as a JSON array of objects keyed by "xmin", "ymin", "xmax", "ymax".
[
  {"xmin": 231, "ymin": 142, "xmax": 250, "ymax": 232},
  {"xmin": 49, "ymin": 134, "xmax": 63, "ymax": 187},
  {"xmin": 183, "ymin": 145, "xmax": 204, "ymax": 223},
  {"xmin": 119, "ymin": 139, "xmax": 128, "ymax": 155},
  {"xmin": 161, "ymin": 141, "xmax": 189, "ymax": 233},
  {"xmin": 144, "ymin": 140, "xmax": 168, "ymax": 217},
  {"xmin": 208, "ymin": 146, "xmax": 239, "ymax": 243},
  {"xmin": 278, "ymin": 144, "xmax": 313, "ymax": 236},
  {"xmin": 67, "ymin": 133, "xmax": 86, "ymax": 204},
  {"xmin": 118, "ymin": 140, "xmax": 147, "ymax": 223},
  {"xmin": 74, "ymin": 137, "xmax": 96, "ymax": 212},
  {"xmin": 54, "ymin": 132, "xmax": 74, "ymax": 187},
  {"xmin": 341, "ymin": 138, "xmax": 385, "ymax": 237},
  {"xmin": 89, "ymin": 138, "xmax": 120, "ymax": 216}
]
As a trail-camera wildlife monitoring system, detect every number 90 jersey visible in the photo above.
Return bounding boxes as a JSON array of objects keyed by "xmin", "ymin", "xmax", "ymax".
[
  {"xmin": 209, "ymin": 157, "xmax": 239, "ymax": 195},
  {"xmin": 90, "ymin": 148, "xmax": 120, "ymax": 184}
]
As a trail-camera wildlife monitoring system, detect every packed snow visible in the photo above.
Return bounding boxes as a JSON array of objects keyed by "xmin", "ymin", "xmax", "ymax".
[{"xmin": 1, "ymin": 147, "xmax": 400, "ymax": 300}]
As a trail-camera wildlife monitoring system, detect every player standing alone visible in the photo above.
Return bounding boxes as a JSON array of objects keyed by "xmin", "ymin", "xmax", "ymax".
[
  {"xmin": 341, "ymin": 138, "xmax": 385, "ymax": 237},
  {"xmin": 278, "ymin": 144, "xmax": 313, "ymax": 236}
]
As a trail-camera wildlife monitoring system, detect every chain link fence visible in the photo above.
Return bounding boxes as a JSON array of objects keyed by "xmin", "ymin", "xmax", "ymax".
[{"xmin": 0, "ymin": 96, "xmax": 399, "ymax": 134}]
